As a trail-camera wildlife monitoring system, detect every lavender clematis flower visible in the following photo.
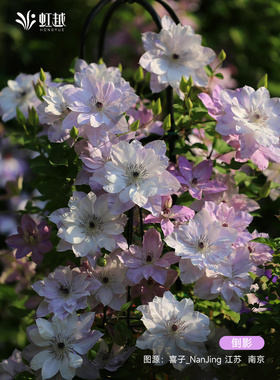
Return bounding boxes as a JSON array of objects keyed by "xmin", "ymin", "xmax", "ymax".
[
  {"xmin": 0, "ymin": 73, "xmax": 42, "ymax": 121},
  {"xmin": 88, "ymin": 251, "xmax": 127, "ymax": 311},
  {"xmin": 22, "ymin": 313, "xmax": 103, "ymax": 380},
  {"xmin": 6, "ymin": 215, "xmax": 52, "ymax": 264},
  {"xmin": 177, "ymin": 156, "xmax": 227, "ymax": 200},
  {"xmin": 94, "ymin": 339, "xmax": 135, "ymax": 371},
  {"xmin": 198, "ymin": 85, "xmax": 225, "ymax": 120},
  {"xmin": 32, "ymin": 266, "xmax": 102, "ymax": 319},
  {"xmin": 0, "ymin": 349, "xmax": 32, "ymax": 380}
]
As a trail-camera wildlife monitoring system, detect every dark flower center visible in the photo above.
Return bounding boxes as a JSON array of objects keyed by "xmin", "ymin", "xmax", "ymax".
[
  {"xmin": 102, "ymin": 277, "xmax": 109, "ymax": 284},
  {"xmin": 96, "ymin": 101, "xmax": 103, "ymax": 108},
  {"xmin": 171, "ymin": 324, "xmax": 178, "ymax": 331},
  {"xmin": 163, "ymin": 207, "xmax": 170, "ymax": 216},
  {"xmin": 222, "ymin": 223, "xmax": 228, "ymax": 227},
  {"xmin": 191, "ymin": 177, "xmax": 198, "ymax": 186},
  {"xmin": 57, "ymin": 342, "xmax": 65, "ymax": 349},
  {"xmin": 60, "ymin": 285, "xmax": 70, "ymax": 295},
  {"xmin": 248, "ymin": 246, "xmax": 253, "ymax": 253},
  {"xmin": 172, "ymin": 54, "xmax": 179, "ymax": 60},
  {"xmin": 198, "ymin": 241, "xmax": 204, "ymax": 249},
  {"xmin": 133, "ymin": 171, "xmax": 140, "ymax": 178},
  {"xmin": 146, "ymin": 253, "xmax": 152, "ymax": 262},
  {"xmin": 89, "ymin": 221, "xmax": 95, "ymax": 228},
  {"xmin": 102, "ymin": 352, "xmax": 110, "ymax": 361}
]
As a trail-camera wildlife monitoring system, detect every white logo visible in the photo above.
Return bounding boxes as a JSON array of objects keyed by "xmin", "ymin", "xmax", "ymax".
[{"xmin": 15, "ymin": 10, "xmax": 36, "ymax": 30}]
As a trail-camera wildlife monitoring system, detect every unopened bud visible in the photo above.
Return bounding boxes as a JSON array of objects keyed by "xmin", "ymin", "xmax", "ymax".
[
  {"xmin": 97, "ymin": 257, "xmax": 107, "ymax": 267},
  {"xmin": 218, "ymin": 49, "xmax": 226, "ymax": 62}
]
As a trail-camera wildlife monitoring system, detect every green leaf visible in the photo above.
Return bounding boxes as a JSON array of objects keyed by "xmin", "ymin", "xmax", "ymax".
[
  {"xmin": 251, "ymin": 237, "xmax": 276, "ymax": 249},
  {"xmin": 14, "ymin": 371, "xmax": 35, "ymax": 380},
  {"xmin": 191, "ymin": 142, "xmax": 208, "ymax": 151},
  {"xmin": 234, "ymin": 171, "xmax": 256, "ymax": 186},
  {"xmin": 257, "ymin": 73, "xmax": 268, "ymax": 89},
  {"xmin": 214, "ymin": 73, "xmax": 224, "ymax": 79},
  {"xmin": 69, "ymin": 57, "xmax": 78, "ymax": 74},
  {"xmin": 259, "ymin": 180, "xmax": 271, "ymax": 198},
  {"xmin": 121, "ymin": 301, "xmax": 132, "ymax": 312},
  {"xmin": 213, "ymin": 138, "xmax": 233, "ymax": 154},
  {"xmin": 130, "ymin": 119, "xmax": 140, "ymax": 131},
  {"xmin": 152, "ymin": 98, "xmax": 162, "ymax": 116},
  {"xmin": 162, "ymin": 114, "xmax": 171, "ymax": 132},
  {"xmin": 133, "ymin": 66, "xmax": 144, "ymax": 82}
]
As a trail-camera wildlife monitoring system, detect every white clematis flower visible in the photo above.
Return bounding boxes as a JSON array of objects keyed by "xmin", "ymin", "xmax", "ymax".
[
  {"xmin": 136, "ymin": 291, "xmax": 210, "ymax": 371},
  {"xmin": 49, "ymin": 191, "xmax": 127, "ymax": 257},
  {"xmin": 93, "ymin": 139, "xmax": 180, "ymax": 208},
  {"xmin": 139, "ymin": 15, "xmax": 216, "ymax": 94}
]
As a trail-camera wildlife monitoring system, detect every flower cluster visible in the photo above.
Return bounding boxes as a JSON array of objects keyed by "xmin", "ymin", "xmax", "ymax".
[{"xmin": 0, "ymin": 9, "xmax": 278, "ymax": 380}]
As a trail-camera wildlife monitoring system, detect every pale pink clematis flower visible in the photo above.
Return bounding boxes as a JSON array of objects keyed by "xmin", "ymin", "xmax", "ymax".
[
  {"xmin": 63, "ymin": 74, "xmax": 138, "ymax": 130},
  {"xmin": 118, "ymin": 228, "xmax": 178, "ymax": 285},
  {"xmin": 144, "ymin": 195, "xmax": 194, "ymax": 236},
  {"xmin": 203, "ymin": 201, "xmax": 253, "ymax": 233},
  {"xmin": 216, "ymin": 86, "xmax": 280, "ymax": 155},
  {"xmin": 165, "ymin": 208, "xmax": 237, "ymax": 281},
  {"xmin": 263, "ymin": 163, "xmax": 280, "ymax": 200},
  {"xmin": 193, "ymin": 248, "xmax": 254, "ymax": 312},
  {"xmin": 130, "ymin": 269, "xmax": 178, "ymax": 304}
]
